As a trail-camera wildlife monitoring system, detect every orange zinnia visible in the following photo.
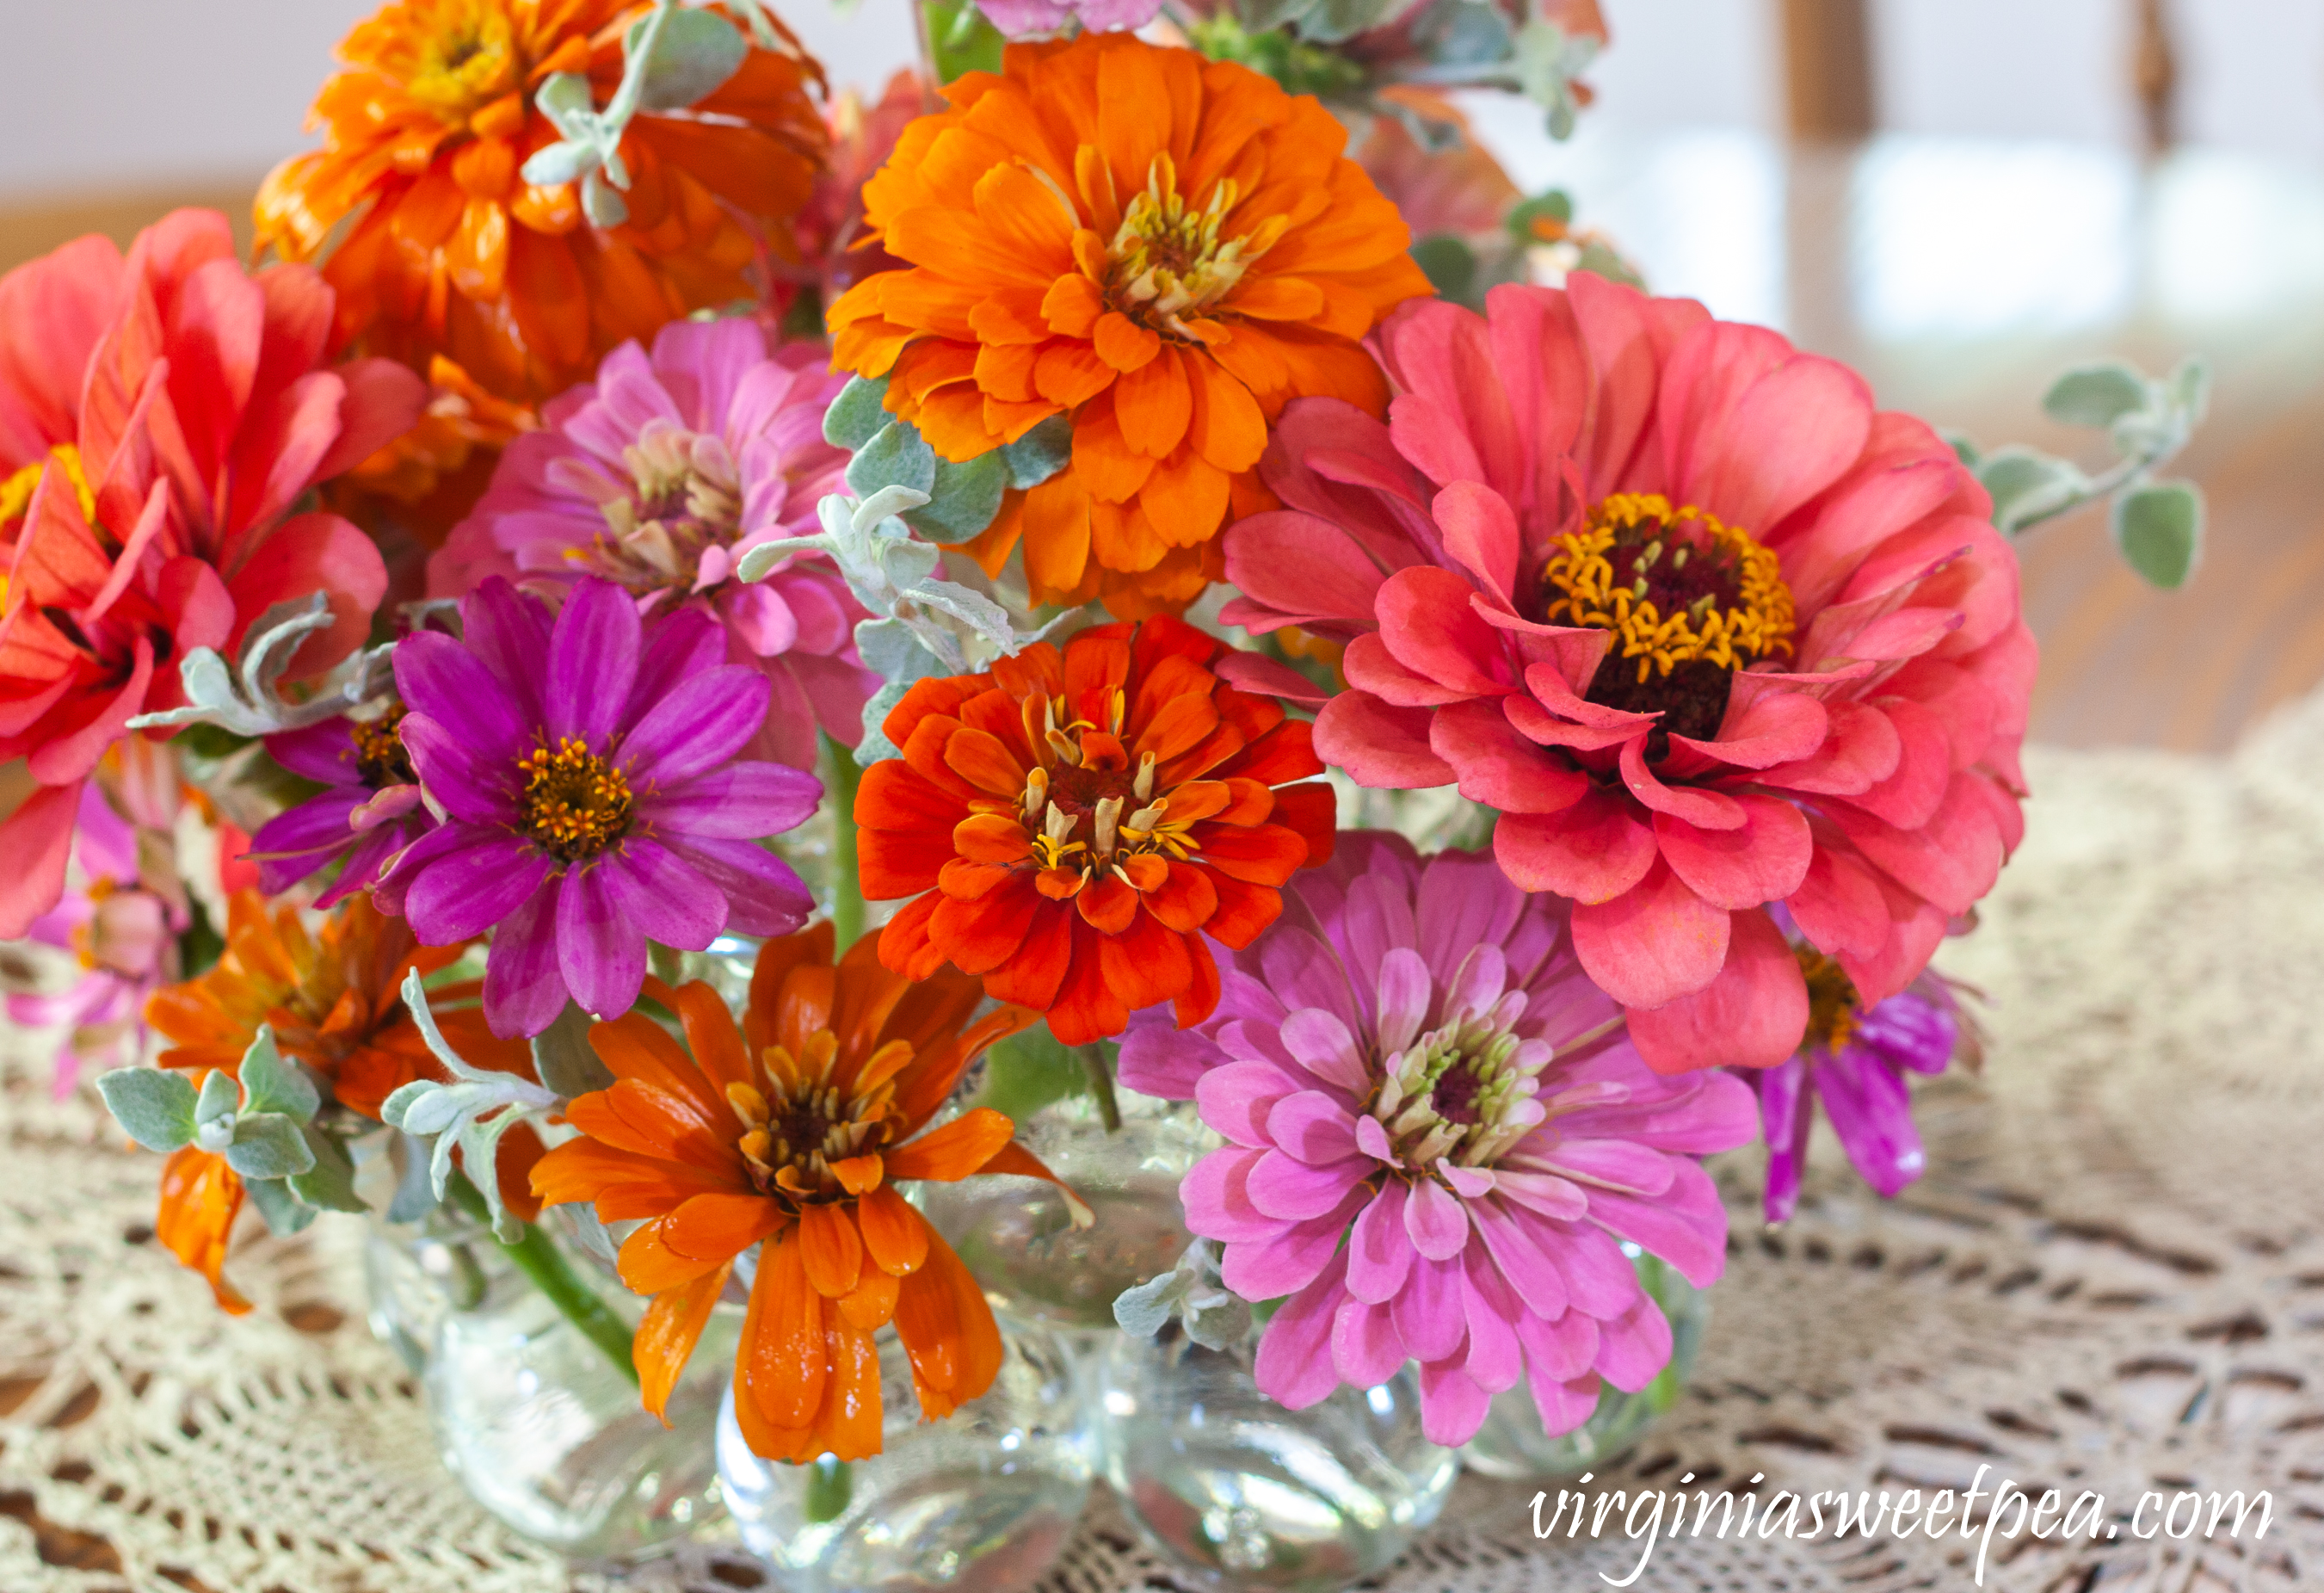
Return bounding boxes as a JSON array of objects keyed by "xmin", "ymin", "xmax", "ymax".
[
  {"xmin": 142, "ymin": 892, "xmax": 546, "ymax": 1310},
  {"xmin": 826, "ymin": 34, "xmax": 1430, "ymax": 617},
  {"xmin": 328, "ymin": 355, "xmax": 539, "ymax": 548},
  {"xmin": 855, "ymin": 616, "xmax": 1335, "ymax": 1046},
  {"xmin": 256, "ymin": 0, "xmax": 829, "ymax": 404},
  {"xmin": 529, "ymin": 927, "xmax": 1069, "ymax": 1460}
]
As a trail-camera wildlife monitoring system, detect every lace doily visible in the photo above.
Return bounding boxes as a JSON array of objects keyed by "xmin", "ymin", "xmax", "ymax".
[{"xmin": 6, "ymin": 692, "xmax": 2323, "ymax": 1593}]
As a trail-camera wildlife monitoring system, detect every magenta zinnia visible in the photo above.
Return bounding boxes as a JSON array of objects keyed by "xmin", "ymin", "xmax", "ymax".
[
  {"xmin": 1223, "ymin": 279, "xmax": 2034, "ymax": 1072},
  {"xmin": 380, "ymin": 576, "xmax": 821, "ymax": 1036},
  {"xmin": 430, "ymin": 319, "xmax": 875, "ymax": 770},
  {"xmin": 1119, "ymin": 832, "xmax": 1757, "ymax": 1447}
]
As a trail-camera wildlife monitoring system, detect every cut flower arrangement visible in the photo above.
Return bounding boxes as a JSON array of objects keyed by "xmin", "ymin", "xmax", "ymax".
[{"xmin": 0, "ymin": 0, "xmax": 2209, "ymax": 1586}]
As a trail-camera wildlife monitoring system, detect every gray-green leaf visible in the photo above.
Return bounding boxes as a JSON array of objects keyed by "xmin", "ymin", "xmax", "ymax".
[
  {"xmin": 2043, "ymin": 361, "xmax": 2151, "ymax": 429},
  {"xmin": 824, "ymin": 375, "xmax": 894, "ymax": 451},
  {"xmin": 194, "ymin": 1067, "xmax": 241, "ymax": 1128},
  {"xmin": 532, "ymin": 1001, "xmax": 614, "ymax": 1100},
  {"xmin": 244, "ymin": 1176, "xmax": 317, "ymax": 1237},
  {"xmin": 287, "ymin": 1127, "xmax": 369, "ymax": 1214},
  {"xmin": 237, "ymin": 1028, "xmax": 320, "ymax": 1122},
  {"xmin": 903, "ymin": 450, "xmax": 1009, "ymax": 543},
  {"xmin": 847, "ymin": 421, "xmax": 939, "ymax": 501},
  {"xmin": 1000, "ymin": 415, "xmax": 1073, "ymax": 490},
  {"xmin": 627, "ymin": 6, "xmax": 748, "ymax": 111},
  {"xmin": 224, "ymin": 1113, "xmax": 317, "ymax": 1181},
  {"xmin": 96, "ymin": 1068, "xmax": 200, "ymax": 1153},
  {"xmin": 1977, "ymin": 447, "xmax": 2087, "ymax": 535},
  {"xmin": 2112, "ymin": 479, "xmax": 2204, "ymax": 590}
]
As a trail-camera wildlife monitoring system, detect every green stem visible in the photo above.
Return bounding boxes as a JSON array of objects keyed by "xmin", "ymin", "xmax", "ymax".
[
  {"xmin": 824, "ymin": 733, "xmax": 866, "ymax": 954},
  {"xmin": 803, "ymin": 1455, "xmax": 854, "ymax": 1523},
  {"xmin": 447, "ymin": 1173, "xmax": 638, "ymax": 1386},
  {"xmin": 1081, "ymin": 1044, "xmax": 1122, "ymax": 1134}
]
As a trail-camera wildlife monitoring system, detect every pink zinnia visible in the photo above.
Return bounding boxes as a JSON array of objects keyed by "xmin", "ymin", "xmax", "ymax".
[
  {"xmin": 428, "ymin": 319, "xmax": 875, "ymax": 770},
  {"xmin": 1119, "ymin": 833, "xmax": 1757, "ymax": 1447},
  {"xmin": 1222, "ymin": 280, "xmax": 2034, "ymax": 1072}
]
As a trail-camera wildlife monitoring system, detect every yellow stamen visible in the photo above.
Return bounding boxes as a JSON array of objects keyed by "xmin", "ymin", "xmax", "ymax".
[{"xmin": 1541, "ymin": 492, "xmax": 1795, "ymax": 684}]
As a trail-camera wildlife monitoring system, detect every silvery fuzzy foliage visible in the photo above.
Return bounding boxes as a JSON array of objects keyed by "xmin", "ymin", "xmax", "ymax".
[
  {"xmin": 522, "ymin": 1, "xmax": 752, "ymax": 227},
  {"xmin": 1113, "ymin": 1238, "xmax": 1254, "ymax": 1350},
  {"xmin": 126, "ymin": 593, "xmax": 396, "ymax": 738},
  {"xmin": 737, "ymin": 376, "xmax": 1079, "ymax": 764},
  {"xmin": 96, "ymin": 1027, "xmax": 365, "ymax": 1237},
  {"xmin": 380, "ymin": 971, "xmax": 563, "ymax": 1241},
  {"xmin": 1953, "ymin": 356, "xmax": 2210, "ymax": 590}
]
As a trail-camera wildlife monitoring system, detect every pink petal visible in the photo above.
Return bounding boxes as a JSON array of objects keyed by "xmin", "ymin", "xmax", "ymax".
[
  {"xmin": 1569, "ymin": 859, "xmax": 1730, "ymax": 1009},
  {"xmin": 1391, "ymin": 1252, "xmax": 1467, "ymax": 1361},
  {"xmin": 1432, "ymin": 699, "xmax": 1590, "ymax": 815},
  {"xmin": 1592, "ymin": 1290, "xmax": 1677, "ymax": 1393},
  {"xmin": 1460, "ymin": 1244, "xmax": 1526, "ymax": 1394},
  {"xmin": 1402, "ymin": 1175, "xmax": 1471, "ymax": 1261},
  {"xmin": 1626, "ymin": 906, "xmax": 1808, "ymax": 1073},
  {"xmin": 1330, "ymin": 1296, "xmax": 1409, "ymax": 1390},
  {"xmin": 1312, "ymin": 692, "xmax": 1456, "ymax": 788},
  {"xmin": 1376, "ymin": 565, "xmax": 1517, "ymax": 696},
  {"xmin": 1417, "ymin": 1357, "xmax": 1493, "ymax": 1446},
  {"xmin": 1494, "ymin": 787, "xmax": 1658, "ymax": 904},
  {"xmin": 0, "ymin": 781, "xmax": 83, "ymax": 940},
  {"xmin": 1180, "ymin": 1147, "xmax": 1280, "ymax": 1244},
  {"xmin": 1344, "ymin": 1181, "xmax": 1415, "ymax": 1303},
  {"xmin": 1279, "ymin": 1008, "xmax": 1371, "ymax": 1095},
  {"xmin": 1618, "ymin": 737, "xmax": 1745, "ymax": 830},
  {"xmin": 1221, "ymin": 1192, "xmax": 1367, "ymax": 1300},
  {"xmin": 1653, "ymin": 793, "xmax": 1813, "ymax": 911},
  {"xmin": 1197, "ymin": 1059, "xmax": 1307, "ymax": 1148},
  {"xmin": 1430, "ymin": 479, "xmax": 1521, "ymax": 599},
  {"xmin": 1247, "ymin": 1149, "xmax": 1371, "ymax": 1221},
  {"xmin": 1583, "ymin": 1158, "xmax": 1732, "ymax": 1291},
  {"xmin": 1267, "ymin": 1090, "xmax": 1363, "ymax": 1165},
  {"xmin": 1220, "ymin": 509, "xmax": 1393, "ymax": 633},
  {"xmin": 1470, "ymin": 1199, "xmax": 1569, "ymax": 1320},
  {"xmin": 1253, "ymin": 1251, "xmax": 1349, "ymax": 1411}
]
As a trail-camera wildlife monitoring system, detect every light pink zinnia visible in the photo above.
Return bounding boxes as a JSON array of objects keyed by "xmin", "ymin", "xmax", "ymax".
[
  {"xmin": 428, "ymin": 318, "xmax": 875, "ymax": 770},
  {"xmin": 1221, "ymin": 280, "xmax": 2034, "ymax": 1073},
  {"xmin": 1119, "ymin": 833, "xmax": 1757, "ymax": 1448},
  {"xmin": 975, "ymin": 0, "xmax": 1162, "ymax": 39}
]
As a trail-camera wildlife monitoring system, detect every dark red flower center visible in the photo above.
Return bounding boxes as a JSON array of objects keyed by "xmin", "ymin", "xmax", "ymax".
[
  {"xmin": 1540, "ymin": 493, "xmax": 1797, "ymax": 746},
  {"xmin": 1795, "ymin": 946, "xmax": 1862, "ymax": 1054},
  {"xmin": 350, "ymin": 705, "xmax": 414, "ymax": 787}
]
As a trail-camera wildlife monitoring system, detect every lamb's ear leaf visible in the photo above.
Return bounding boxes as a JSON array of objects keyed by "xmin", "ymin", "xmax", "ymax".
[{"xmin": 96, "ymin": 1069, "xmax": 200, "ymax": 1152}]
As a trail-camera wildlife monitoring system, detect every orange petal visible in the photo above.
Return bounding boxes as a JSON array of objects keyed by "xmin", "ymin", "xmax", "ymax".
[
  {"xmin": 156, "ymin": 1147, "xmax": 250, "ymax": 1316},
  {"xmin": 837, "ymin": 1265, "xmax": 902, "ymax": 1331},
  {"xmin": 665, "ymin": 979, "xmax": 754, "ymax": 1100},
  {"xmin": 1092, "ymin": 312, "xmax": 1160, "ymax": 373},
  {"xmin": 885, "ymin": 1107, "xmax": 1016, "ymax": 1183},
  {"xmin": 857, "ymin": 1183, "xmax": 933, "ymax": 1275},
  {"xmin": 1076, "ymin": 869, "xmax": 1139, "ymax": 933},
  {"xmin": 977, "ymin": 1140, "xmax": 1094, "ymax": 1228},
  {"xmin": 746, "ymin": 1226, "xmax": 828, "ymax": 1430},
  {"xmin": 636, "ymin": 1262, "xmax": 730, "ymax": 1423},
  {"xmin": 943, "ymin": 725, "xmax": 1029, "ymax": 797},
  {"xmin": 952, "ymin": 811, "xmax": 1034, "ymax": 865},
  {"xmin": 830, "ymin": 1153, "xmax": 885, "ymax": 1195},
  {"xmin": 663, "ymin": 1190, "xmax": 786, "ymax": 1263},
  {"xmin": 1020, "ymin": 471, "xmax": 1092, "ymax": 598},
  {"xmin": 1113, "ymin": 346, "xmax": 1193, "ymax": 458},
  {"xmin": 893, "ymin": 1233, "xmax": 1004, "ymax": 1417},
  {"xmin": 799, "ymin": 1202, "xmax": 866, "ymax": 1299},
  {"xmin": 1185, "ymin": 351, "xmax": 1269, "ymax": 473}
]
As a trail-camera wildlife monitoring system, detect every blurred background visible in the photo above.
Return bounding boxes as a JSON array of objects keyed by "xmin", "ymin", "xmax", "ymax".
[{"xmin": 2, "ymin": 0, "xmax": 2319, "ymax": 750}]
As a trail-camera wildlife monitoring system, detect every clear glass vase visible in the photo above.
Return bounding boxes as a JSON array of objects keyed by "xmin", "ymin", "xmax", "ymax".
[
  {"xmin": 1458, "ymin": 1246, "xmax": 1708, "ymax": 1479},
  {"xmin": 716, "ymin": 1309, "xmax": 1095, "ymax": 1592},
  {"xmin": 915, "ymin": 1090, "xmax": 1211, "ymax": 1336},
  {"xmin": 1096, "ymin": 1324, "xmax": 1459, "ymax": 1592},
  {"xmin": 365, "ymin": 1210, "xmax": 736, "ymax": 1559}
]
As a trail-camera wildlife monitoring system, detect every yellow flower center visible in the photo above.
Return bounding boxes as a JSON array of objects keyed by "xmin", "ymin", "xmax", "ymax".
[
  {"xmin": 727, "ymin": 1030, "xmax": 910, "ymax": 1202},
  {"xmin": 1015, "ymin": 689, "xmax": 1202, "ymax": 888},
  {"xmin": 1543, "ymin": 492, "xmax": 1796, "ymax": 743},
  {"xmin": 515, "ymin": 736, "xmax": 634, "ymax": 861},
  {"xmin": 0, "ymin": 444, "xmax": 99, "ymax": 529},
  {"xmin": 1795, "ymin": 946, "xmax": 1862, "ymax": 1054},
  {"xmin": 350, "ymin": 704, "xmax": 414, "ymax": 787},
  {"xmin": 397, "ymin": 0, "xmax": 521, "ymax": 120},
  {"xmin": 565, "ymin": 420, "xmax": 745, "ymax": 592},
  {"xmin": 1104, "ymin": 154, "xmax": 1286, "ymax": 339}
]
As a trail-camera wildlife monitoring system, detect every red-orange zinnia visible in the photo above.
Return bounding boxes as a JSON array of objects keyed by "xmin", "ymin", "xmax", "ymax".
[
  {"xmin": 825, "ymin": 33, "xmax": 1431, "ymax": 617},
  {"xmin": 256, "ymin": 0, "xmax": 829, "ymax": 404},
  {"xmin": 142, "ymin": 892, "xmax": 544, "ymax": 1310},
  {"xmin": 855, "ymin": 616, "xmax": 1336, "ymax": 1046},
  {"xmin": 530, "ymin": 927, "xmax": 1070, "ymax": 1461}
]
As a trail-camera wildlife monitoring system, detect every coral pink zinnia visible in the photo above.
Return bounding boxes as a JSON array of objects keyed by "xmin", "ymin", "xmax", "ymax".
[
  {"xmin": 0, "ymin": 209, "xmax": 424, "ymax": 939},
  {"xmin": 1221, "ymin": 279, "xmax": 2033, "ymax": 1072},
  {"xmin": 1120, "ymin": 833, "xmax": 1757, "ymax": 1446},
  {"xmin": 429, "ymin": 318, "xmax": 875, "ymax": 769}
]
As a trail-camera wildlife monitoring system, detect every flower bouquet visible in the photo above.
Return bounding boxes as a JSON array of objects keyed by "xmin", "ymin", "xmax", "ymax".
[{"xmin": 1, "ymin": 0, "xmax": 2210, "ymax": 1588}]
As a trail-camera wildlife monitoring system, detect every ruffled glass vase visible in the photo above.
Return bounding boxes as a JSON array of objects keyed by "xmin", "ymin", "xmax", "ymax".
[
  {"xmin": 915, "ymin": 1087, "xmax": 1210, "ymax": 1337},
  {"xmin": 1096, "ymin": 1323, "xmax": 1458, "ymax": 1592},
  {"xmin": 716, "ymin": 1309, "xmax": 1095, "ymax": 1592},
  {"xmin": 1458, "ymin": 1247, "xmax": 1708, "ymax": 1479},
  {"xmin": 364, "ymin": 1208, "xmax": 735, "ymax": 1558}
]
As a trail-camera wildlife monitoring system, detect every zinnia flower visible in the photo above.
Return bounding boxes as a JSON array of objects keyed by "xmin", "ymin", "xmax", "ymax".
[
  {"xmin": 855, "ymin": 614, "xmax": 1336, "ymax": 1046},
  {"xmin": 429, "ymin": 318, "xmax": 875, "ymax": 769},
  {"xmin": 1223, "ymin": 280, "xmax": 2033, "ymax": 1071},
  {"xmin": 6, "ymin": 784, "xmax": 185, "ymax": 1096},
  {"xmin": 1120, "ymin": 833, "xmax": 1758, "ymax": 1446},
  {"xmin": 142, "ymin": 890, "xmax": 543, "ymax": 1312},
  {"xmin": 1748, "ymin": 948, "xmax": 1969, "ymax": 1224},
  {"xmin": 256, "ymin": 0, "xmax": 829, "ymax": 404},
  {"xmin": 0, "ymin": 209, "xmax": 425, "ymax": 939},
  {"xmin": 826, "ymin": 33, "xmax": 1431, "ymax": 616},
  {"xmin": 978, "ymin": 0, "xmax": 1162, "ymax": 38},
  {"xmin": 250, "ymin": 703, "xmax": 434, "ymax": 907},
  {"xmin": 381, "ymin": 576, "xmax": 820, "ymax": 1035},
  {"xmin": 528, "ymin": 926, "xmax": 1075, "ymax": 1460}
]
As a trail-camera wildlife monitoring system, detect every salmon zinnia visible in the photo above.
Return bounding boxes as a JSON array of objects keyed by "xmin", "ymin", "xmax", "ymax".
[
  {"xmin": 855, "ymin": 616, "xmax": 1336, "ymax": 1046},
  {"xmin": 256, "ymin": 0, "xmax": 829, "ymax": 404},
  {"xmin": 826, "ymin": 33, "xmax": 1430, "ymax": 616},
  {"xmin": 529, "ymin": 928, "xmax": 1073, "ymax": 1460}
]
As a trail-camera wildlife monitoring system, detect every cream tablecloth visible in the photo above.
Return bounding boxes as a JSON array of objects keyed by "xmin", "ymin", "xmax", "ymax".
[{"xmin": 4, "ymin": 692, "xmax": 2321, "ymax": 1593}]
